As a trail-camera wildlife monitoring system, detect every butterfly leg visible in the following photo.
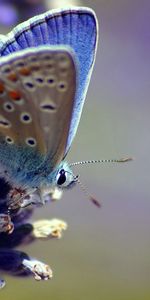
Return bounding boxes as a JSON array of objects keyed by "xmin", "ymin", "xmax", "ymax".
[
  {"xmin": 0, "ymin": 249, "xmax": 52, "ymax": 284},
  {"xmin": 41, "ymin": 187, "xmax": 63, "ymax": 202},
  {"xmin": 0, "ymin": 214, "xmax": 14, "ymax": 234},
  {"xmin": 26, "ymin": 187, "xmax": 63, "ymax": 207},
  {"xmin": 15, "ymin": 187, "xmax": 63, "ymax": 209}
]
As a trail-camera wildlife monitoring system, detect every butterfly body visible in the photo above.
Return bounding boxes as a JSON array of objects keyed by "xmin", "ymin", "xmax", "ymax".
[{"xmin": 0, "ymin": 6, "xmax": 98, "ymax": 286}]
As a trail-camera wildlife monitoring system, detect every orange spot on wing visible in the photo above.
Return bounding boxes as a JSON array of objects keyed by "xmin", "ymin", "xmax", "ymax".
[
  {"xmin": 19, "ymin": 67, "xmax": 31, "ymax": 76},
  {"xmin": 9, "ymin": 90, "xmax": 21, "ymax": 101},
  {"xmin": 7, "ymin": 73, "xmax": 18, "ymax": 82},
  {"xmin": 0, "ymin": 82, "xmax": 4, "ymax": 94}
]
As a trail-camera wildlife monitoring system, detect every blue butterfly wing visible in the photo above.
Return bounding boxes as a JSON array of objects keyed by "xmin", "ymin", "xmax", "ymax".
[{"xmin": 0, "ymin": 7, "xmax": 98, "ymax": 155}]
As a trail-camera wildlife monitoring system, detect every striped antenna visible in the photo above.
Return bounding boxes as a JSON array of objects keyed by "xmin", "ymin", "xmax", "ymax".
[
  {"xmin": 76, "ymin": 177, "xmax": 101, "ymax": 208},
  {"xmin": 70, "ymin": 157, "xmax": 133, "ymax": 167},
  {"xmin": 70, "ymin": 157, "xmax": 132, "ymax": 208}
]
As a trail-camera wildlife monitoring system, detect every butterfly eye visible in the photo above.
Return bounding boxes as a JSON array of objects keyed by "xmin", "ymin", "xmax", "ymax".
[
  {"xmin": 56, "ymin": 169, "xmax": 66, "ymax": 186},
  {"xmin": 56, "ymin": 167, "xmax": 77, "ymax": 189}
]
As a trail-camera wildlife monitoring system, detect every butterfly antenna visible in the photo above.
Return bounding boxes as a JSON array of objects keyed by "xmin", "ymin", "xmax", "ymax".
[
  {"xmin": 70, "ymin": 157, "xmax": 133, "ymax": 208},
  {"xmin": 70, "ymin": 157, "xmax": 133, "ymax": 167},
  {"xmin": 76, "ymin": 177, "xmax": 101, "ymax": 208}
]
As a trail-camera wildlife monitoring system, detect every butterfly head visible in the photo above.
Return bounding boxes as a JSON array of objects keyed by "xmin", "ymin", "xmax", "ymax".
[{"xmin": 50, "ymin": 161, "xmax": 78, "ymax": 190}]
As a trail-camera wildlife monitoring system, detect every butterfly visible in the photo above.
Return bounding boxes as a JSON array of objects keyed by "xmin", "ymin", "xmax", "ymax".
[
  {"xmin": 0, "ymin": 6, "xmax": 99, "ymax": 286},
  {"xmin": 0, "ymin": 6, "xmax": 132, "ymax": 288}
]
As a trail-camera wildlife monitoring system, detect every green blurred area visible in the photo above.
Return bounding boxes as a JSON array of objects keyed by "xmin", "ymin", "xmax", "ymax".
[{"xmin": 1, "ymin": 0, "xmax": 150, "ymax": 299}]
